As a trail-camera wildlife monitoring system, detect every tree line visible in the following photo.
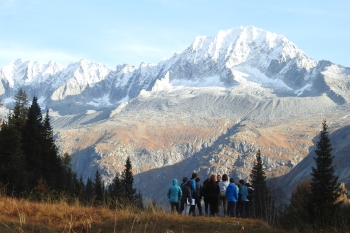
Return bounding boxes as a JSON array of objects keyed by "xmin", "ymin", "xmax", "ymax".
[{"xmin": 0, "ymin": 89, "xmax": 142, "ymax": 209}]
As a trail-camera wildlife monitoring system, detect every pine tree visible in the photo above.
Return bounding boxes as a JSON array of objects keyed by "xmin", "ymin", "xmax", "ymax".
[
  {"xmin": 12, "ymin": 88, "xmax": 29, "ymax": 130},
  {"xmin": 85, "ymin": 177, "xmax": 94, "ymax": 202},
  {"xmin": 41, "ymin": 110, "xmax": 65, "ymax": 191},
  {"xmin": 121, "ymin": 156, "xmax": 137, "ymax": 202},
  {"xmin": 0, "ymin": 120, "xmax": 27, "ymax": 196},
  {"xmin": 249, "ymin": 149, "xmax": 269, "ymax": 219},
  {"xmin": 22, "ymin": 96, "xmax": 44, "ymax": 190},
  {"xmin": 108, "ymin": 172, "xmax": 123, "ymax": 205},
  {"xmin": 0, "ymin": 90, "xmax": 30, "ymax": 195},
  {"xmin": 308, "ymin": 120, "xmax": 341, "ymax": 227},
  {"xmin": 94, "ymin": 170, "xmax": 104, "ymax": 205}
]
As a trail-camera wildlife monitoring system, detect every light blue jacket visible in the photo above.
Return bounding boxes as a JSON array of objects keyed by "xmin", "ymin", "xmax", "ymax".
[
  {"xmin": 167, "ymin": 179, "xmax": 182, "ymax": 203},
  {"xmin": 238, "ymin": 184, "xmax": 248, "ymax": 201}
]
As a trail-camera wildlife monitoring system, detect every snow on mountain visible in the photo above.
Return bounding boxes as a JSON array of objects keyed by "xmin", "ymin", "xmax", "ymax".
[
  {"xmin": 0, "ymin": 26, "xmax": 349, "ymax": 112},
  {"xmin": 50, "ymin": 59, "xmax": 114, "ymax": 101},
  {"xmin": 0, "ymin": 59, "xmax": 63, "ymax": 91}
]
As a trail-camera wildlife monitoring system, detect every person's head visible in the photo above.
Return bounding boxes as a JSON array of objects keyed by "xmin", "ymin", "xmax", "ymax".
[
  {"xmin": 209, "ymin": 174, "xmax": 216, "ymax": 182},
  {"xmin": 192, "ymin": 173, "xmax": 198, "ymax": 179},
  {"xmin": 183, "ymin": 177, "xmax": 188, "ymax": 183},
  {"xmin": 195, "ymin": 177, "xmax": 200, "ymax": 183},
  {"xmin": 222, "ymin": 174, "xmax": 228, "ymax": 182},
  {"xmin": 173, "ymin": 179, "xmax": 178, "ymax": 185},
  {"xmin": 229, "ymin": 178, "xmax": 235, "ymax": 183},
  {"xmin": 217, "ymin": 174, "xmax": 221, "ymax": 182},
  {"xmin": 239, "ymin": 179, "xmax": 245, "ymax": 185},
  {"xmin": 187, "ymin": 180, "xmax": 192, "ymax": 187}
]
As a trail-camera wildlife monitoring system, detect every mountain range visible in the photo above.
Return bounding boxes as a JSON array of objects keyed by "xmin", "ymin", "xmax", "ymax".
[{"xmin": 1, "ymin": 26, "xmax": 350, "ymax": 204}]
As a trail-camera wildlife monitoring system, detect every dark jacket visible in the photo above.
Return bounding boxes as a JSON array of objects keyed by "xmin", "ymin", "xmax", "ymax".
[
  {"xmin": 201, "ymin": 178, "xmax": 209, "ymax": 198},
  {"xmin": 205, "ymin": 180, "xmax": 220, "ymax": 198},
  {"xmin": 181, "ymin": 180, "xmax": 192, "ymax": 202}
]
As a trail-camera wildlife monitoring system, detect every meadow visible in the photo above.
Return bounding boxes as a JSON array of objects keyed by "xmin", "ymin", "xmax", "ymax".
[{"xmin": 0, "ymin": 195, "xmax": 278, "ymax": 233}]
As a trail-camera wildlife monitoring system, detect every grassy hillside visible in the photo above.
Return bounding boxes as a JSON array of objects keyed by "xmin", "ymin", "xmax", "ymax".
[{"xmin": 0, "ymin": 196, "xmax": 278, "ymax": 233}]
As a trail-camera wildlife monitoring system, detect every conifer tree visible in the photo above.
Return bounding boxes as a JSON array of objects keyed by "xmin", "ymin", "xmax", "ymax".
[
  {"xmin": 22, "ymin": 96, "xmax": 44, "ymax": 190},
  {"xmin": 0, "ymin": 120, "xmax": 27, "ymax": 196},
  {"xmin": 76, "ymin": 175, "xmax": 86, "ymax": 201},
  {"xmin": 121, "ymin": 156, "xmax": 137, "ymax": 202},
  {"xmin": 85, "ymin": 177, "xmax": 94, "ymax": 202},
  {"xmin": 308, "ymin": 120, "xmax": 341, "ymax": 227},
  {"xmin": 249, "ymin": 149, "xmax": 269, "ymax": 219},
  {"xmin": 41, "ymin": 110, "xmax": 65, "ymax": 190},
  {"xmin": 12, "ymin": 88, "xmax": 29, "ymax": 130},
  {"xmin": 94, "ymin": 170, "xmax": 104, "ymax": 204},
  {"xmin": 0, "ymin": 90, "xmax": 30, "ymax": 194},
  {"xmin": 108, "ymin": 172, "xmax": 123, "ymax": 204}
]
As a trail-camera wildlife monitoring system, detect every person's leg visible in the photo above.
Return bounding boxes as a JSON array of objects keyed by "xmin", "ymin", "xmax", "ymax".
[
  {"xmin": 204, "ymin": 197, "xmax": 209, "ymax": 215},
  {"xmin": 236, "ymin": 201, "xmax": 241, "ymax": 217},
  {"xmin": 223, "ymin": 195, "xmax": 227, "ymax": 217},
  {"xmin": 196, "ymin": 197, "xmax": 203, "ymax": 215},
  {"xmin": 217, "ymin": 194, "xmax": 222, "ymax": 215},
  {"xmin": 179, "ymin": 200, "xmax": 185, "ymax": 214},
  {"xmin": 241, "ymin": 201, "xmax": 246, "ymax": 218},
  {"xmin": 232, "ymin": 201, "xmax": 237, "ymax": 217},
  {"xmin": 209, "ymin": 197, "xmax": 215, "ymax": 216},
  {"xmin": 213, "ymin": 196, "xmax": 219, "ymax": 216},
  {"xmin": 170, "ymin": 202, "xmax": 175, "ymax": 213},
  {"xmin": 227, "ymin": 201, "xmax": 232, "ymax": 217},
  {"xmin": 175, "ymin": 202, "xmax": 179, "ymax": 213},
  {"xmin": 189, "ymin": 198, "xmax": 196, "ymax": 216},
  {"xmin": 245, "ymin": 201, "xmax": 250, "ymax": 218},
  {"xmin": 185, "ymin": 203, "xmax": 191, "ymax": 215}
]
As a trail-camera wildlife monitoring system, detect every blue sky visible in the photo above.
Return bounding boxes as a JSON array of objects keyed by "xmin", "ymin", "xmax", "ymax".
[{"xmin": 0, "ymin": 0, "xmax": 349, "ymax": 69}]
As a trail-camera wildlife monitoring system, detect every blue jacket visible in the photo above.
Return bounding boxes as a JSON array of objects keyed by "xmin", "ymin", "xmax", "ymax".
[
  {"xmin": 167, "ymin": 179, "xmax": 182, "ymax": 203},
  {"xmin": 238, "ymin": 184, "xmax": 248, "ymax": 201},
  {"xmin": 182, "ymin": 179, "xmax": 196, "ymax": 197},
  {"xmin": 225, "ymin": 183, "xmax": 238, "ymax": 202}
]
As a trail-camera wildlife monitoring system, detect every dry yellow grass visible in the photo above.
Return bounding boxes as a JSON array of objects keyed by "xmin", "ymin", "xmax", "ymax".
[{"xmin": 0, "ymin": 196, "xmax": 280, "ymax": 233}]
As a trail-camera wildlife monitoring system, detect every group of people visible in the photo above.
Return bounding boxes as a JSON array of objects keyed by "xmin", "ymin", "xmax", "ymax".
[{"xmin": 167, "ymin": 173, "xmax": 254, "ymax": 217}]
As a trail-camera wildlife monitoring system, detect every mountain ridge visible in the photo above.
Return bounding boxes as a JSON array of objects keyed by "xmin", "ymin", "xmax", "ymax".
[
  {"xmin": 1, "ymin": 26, "xmax": 350, "ymax": 204},
  {"xmin": 1, "ymin": 26, "xmax": 349, "ymax": 112}
]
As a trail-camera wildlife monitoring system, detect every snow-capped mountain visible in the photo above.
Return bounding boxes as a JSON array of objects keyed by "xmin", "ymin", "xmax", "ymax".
[
  {"xmin": 1, "ymin": 26, "xmax": 350, "ymax": 204},
  {"xmin": 1, "ymin": 26, "xmax": 349, "ymax": 113}
]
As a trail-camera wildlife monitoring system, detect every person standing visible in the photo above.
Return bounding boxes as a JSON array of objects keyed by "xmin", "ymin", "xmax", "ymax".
[
  {"xmin": 217, "ymin": 174, "xmax": 229, "ymax": 217},
  {"xmin": 195, "ymin": 177, "xmax": 203, "ymax": 216},
  {"xmin": 179, "ymin": 177, "xmax": 188, "ymax": 214},
  {"xmin": 246, "ymin": 182, "xmax": 254, "ymax": 218},
  {"xmin": 189, "ymin": 173, "xmax": 198, "ymax": 216},
  {"xmin": 180, "ymin": 177, "xmax": 192, "ymax": 215},
  {"xmin": 167, "ymin": 179, "xmax": 182, "ymax": 213},
  {"xmin": 226, "ymin": 178, "xmax": 239, "ymax": 217},
  {"xmin": 202, "ymin": 178, "xmax": 210, "ymax": 216},
  {"xmin": 238, "ymin": 179, "xmax": 248, "ymax": 218},
  {"xmin": 205, "ymin": 174, "xmax": 220, "ymax": 216}
]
